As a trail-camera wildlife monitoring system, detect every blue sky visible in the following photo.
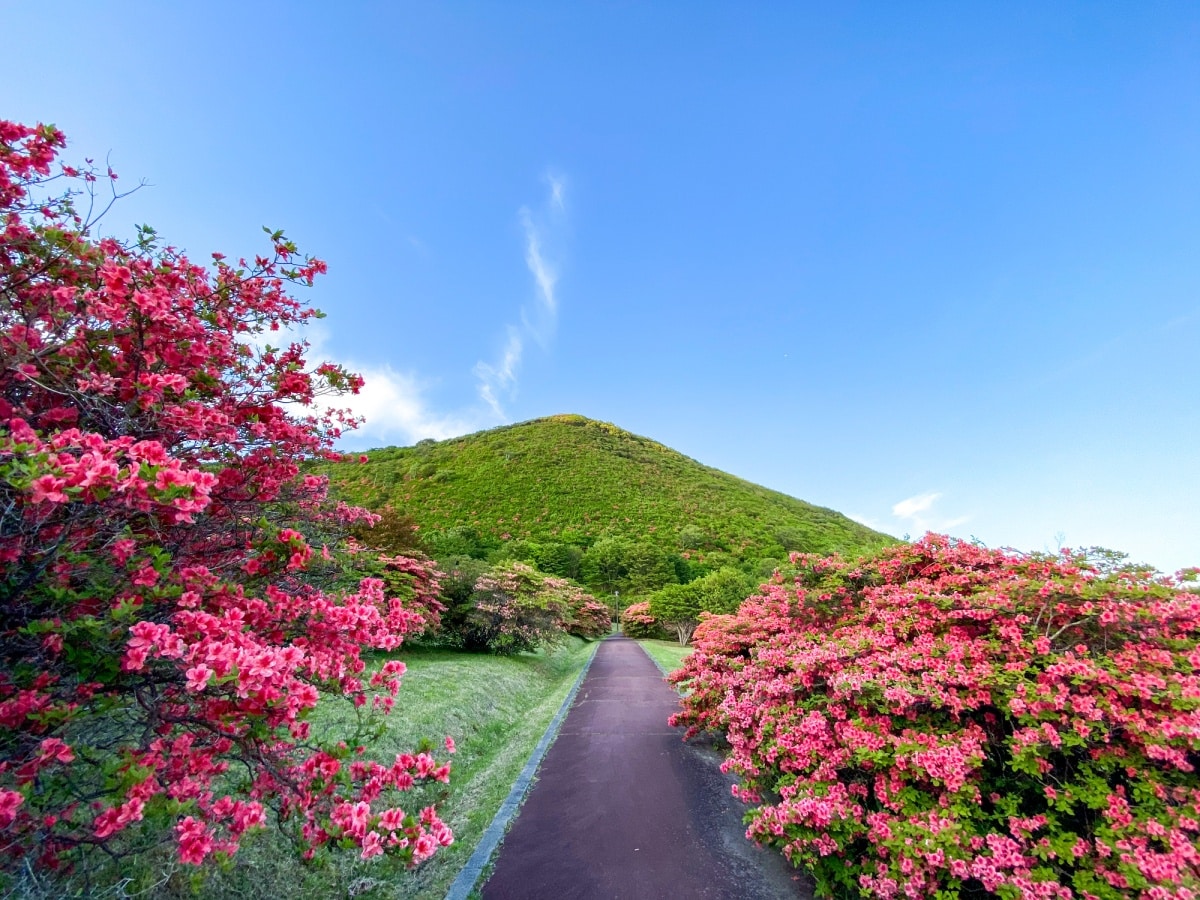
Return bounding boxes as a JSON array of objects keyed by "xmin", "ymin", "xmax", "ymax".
[{"xmin": 4, "ymin": 2, "xmax": 1198, "ymax": 572}]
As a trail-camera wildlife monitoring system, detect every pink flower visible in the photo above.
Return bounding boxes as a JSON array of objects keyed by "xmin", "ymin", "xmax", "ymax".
[
  {"xmin": 176, "ymin": 816, "xmax": 214, "ymax": 865},
  {"xmin": 413, "ymin": 832, "xmax": 438, "ymax": 862},
  {"xmin": 29, "ymin": 474, "xmax": 68, "ymax": 504},
  {"xmin": 131, "ymin": 563, "xmax": 159, "ymax": 586},
  {"xmin": 360, "ymin": 830, "xmax": 384, "ymax": 859},
  {"xmin": 38, "ymin": 738, "xmax": 74, "ymax": 765},
  {"xmin": 111, "ymin": 538, "xmax": 138, "ymax": 564},
  {"xmin": 185, "ymin": 664, "xmax": 212, "ymax": 692},
  {"xmin": 0, "ymin": 790, "xmax": 24, "ymax": 828}
]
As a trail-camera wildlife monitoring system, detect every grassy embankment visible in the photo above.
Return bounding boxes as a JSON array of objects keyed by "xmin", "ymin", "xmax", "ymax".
[
  {"xmin": 637, "ymin": 638, "xmax": 693, "ymax": 677},
  {"xmin": 70, "ymin": 639, "xmax": 596, "ymax": 900}
]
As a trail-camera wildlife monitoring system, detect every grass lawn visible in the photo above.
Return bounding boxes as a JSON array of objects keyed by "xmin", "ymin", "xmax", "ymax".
[
  {"xmin": 57, "ymin": 637, "xmax": 597, "ymax": 900},
  {"xmin": 636, "ymin": 638, "xmax": 693, "ymax": 677}
]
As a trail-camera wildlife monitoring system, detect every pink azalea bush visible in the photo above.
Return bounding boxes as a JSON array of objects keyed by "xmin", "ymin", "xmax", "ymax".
[
  {"xmin": 621, "ymin": 600, "xmax": 664, "ymax": 639},
  {"xmin": 671, "ymin": 534, "xmax": 1200, "ymax": 899},
  {"xmin": 536, "ymin": 572, "xmax": 610, "ymax": 640},
  {"xmin": 568, "ymin": 597, "xmax": 613, "ymax": 640},
  {"xmin": 0, "ymin": 121, "xmax": 452, "ymax": 879}
]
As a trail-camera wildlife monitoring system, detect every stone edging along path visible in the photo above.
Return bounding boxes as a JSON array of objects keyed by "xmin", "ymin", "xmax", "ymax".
[
  {"xmin": 443, "ymin": 639, "xmax": 601, "ymax": 900},
  {"xmin": 464, "ymin": 635, "xmax": 813, "ymax": 900}
]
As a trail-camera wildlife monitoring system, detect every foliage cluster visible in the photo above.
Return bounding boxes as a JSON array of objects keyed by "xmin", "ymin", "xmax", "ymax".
[
  {"xmin": 435, "ymin": 561, "xmax": 604, "ymax": 655},
  {"xmin": 648, "ymin": 567, "xmax": 756, "ymax": 645},
  {"xmin": 671, "ymin": 535, "xmax": 1200, "ymax": 899},
  {"xmin": 0, "ymin": 121, "xmax": 451, "ymax": 881},
  {"xmin": 355, "ymin": 514, "xmax": 610, "ymax": 654}
]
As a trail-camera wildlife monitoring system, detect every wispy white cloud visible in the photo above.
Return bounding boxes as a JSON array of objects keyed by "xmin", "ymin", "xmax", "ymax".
[
  {"xmin": 473, "ymin": 327, "xmax": 523, "ymax": 419},
  {"xmin": 520, "ymin": 208, "xmax": 558, "ymax": 314},
  {"xmin": 293, "ymin": 173, "xmax": 570, "ymax": 442},
  {"xmin": 891, "ymin": 491, "xmax": 971, "ymax": 535},
  {"xmin": 331, "ymin": 364, "xmax": 481, "ymax": 443},
  {"xmin": 473, "ymin": 173, "xmax": 567, "ymax": 418},
  {"xmin": 893, "ymin": 492, "xmax": 941, "ymax": 519},
  {"xmin": 274, "ymin": 323, "xmax": 481, "ymax": 446},
  {"xmin": 547, "ymin": 173, "xmax": 566, "ymax": 212}
]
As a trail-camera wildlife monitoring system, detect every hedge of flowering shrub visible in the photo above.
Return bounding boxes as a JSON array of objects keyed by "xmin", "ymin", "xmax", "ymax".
[
  {"xmin": 670, "ymin": 534, "xmax": 1200, "ymax": 899},
  {"xmin": 454, "ymin": 561, "xmax": 608, "ymax": 652}
]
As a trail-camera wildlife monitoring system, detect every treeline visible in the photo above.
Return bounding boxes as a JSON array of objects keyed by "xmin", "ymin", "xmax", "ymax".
[{"xmin": 357, "ymin": 509, "xmax": 768, "ymax": 646}]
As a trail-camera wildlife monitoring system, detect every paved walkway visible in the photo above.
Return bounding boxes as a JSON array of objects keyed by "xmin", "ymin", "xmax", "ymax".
[{"xmin": 481, "ymin": 636, "xmax": 812, "ymax": 899}]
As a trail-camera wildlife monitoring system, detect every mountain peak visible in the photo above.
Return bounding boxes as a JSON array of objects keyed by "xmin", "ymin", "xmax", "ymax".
[{"xmin": 321, "ymin": 417, "xmax": 895, "ymax": 582}]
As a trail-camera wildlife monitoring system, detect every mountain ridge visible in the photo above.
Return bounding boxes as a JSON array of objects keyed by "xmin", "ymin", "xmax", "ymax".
[{"xmin": 319, "ymin": 415, "xmax": 896, "ymax": 579}]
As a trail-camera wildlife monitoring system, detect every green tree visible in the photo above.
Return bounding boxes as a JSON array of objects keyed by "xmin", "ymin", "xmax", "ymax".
[
  {"xmin": 424, "ymin": 525, "xmax": 496, "ymax": 559},
  {"xmin": 432, "ymin": 555, "xmax": 490, "ymax": 644},
  {"xmin": 350, "ymin": 506, "xmax": 426, "ymax": 554},
  {"xmin": 581, "ymin": 536, "xmax": 632, "ymax": 593},
  {"xmin": 582, "ymin": 537, "xmax": 678, "ymax": 595},
  {"xmin": 648, "ymin": 567, "xmax": 754, "ymax": 645},
  {"xmin": 533, "ymin": 541, "xmax": 584, "ymax": 579},
  {"xmin": 623, "ymin": 541, "xmax": 679, "ymax": 594}
]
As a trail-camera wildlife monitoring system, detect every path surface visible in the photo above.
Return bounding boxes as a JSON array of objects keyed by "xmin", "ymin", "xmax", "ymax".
[{"xmin": 481, "ymin": 636, "xmax": 813, "ymax": 899}]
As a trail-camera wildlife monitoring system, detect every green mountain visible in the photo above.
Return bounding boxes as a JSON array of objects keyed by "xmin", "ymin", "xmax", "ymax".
[{"xmin": 318, "ymin": 414, "xmax": 896, "ymax": 592}]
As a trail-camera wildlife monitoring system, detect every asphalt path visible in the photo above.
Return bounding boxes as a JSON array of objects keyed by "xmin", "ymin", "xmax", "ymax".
[{"xmin": 481, "ymin": 635, "xmax": 814, "ymax": 899}]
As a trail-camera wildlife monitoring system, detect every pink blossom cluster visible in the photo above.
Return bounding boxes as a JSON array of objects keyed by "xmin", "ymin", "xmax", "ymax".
[
  {"xmin": 620, "ymin": 601, "xmax": 662, "ymax": 639},
  {"xmin": 288, "ymin": 747, "xmax": 453, "ymax": 865},
  {"xmin": 539, "ymin": 573, "xmax": 610, "ymax": 638},
  {"xmin": 571, "ymin": 599, "xmax": 614, "ymax": 639},
  {"xmin": 0, "ymin": 121, "xmax": 452, "ymax": 877},
  {"xmin": 671, "ymin": 535, "xmax": 1200, "ymax": 898}
]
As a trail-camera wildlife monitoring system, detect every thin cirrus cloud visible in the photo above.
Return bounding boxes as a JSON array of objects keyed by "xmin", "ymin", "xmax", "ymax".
[
  {"xmin": 891, "ymin": 491, "xmax": 970, "ymax": 536},
  {"xmin": 520, "ymin": 208, "xmax": 558, "ymax": 315},
  {"xmin": 474, "ymin": 173, "xmax": 567, "ymax": 418},
  {"xmin": 304, "ymin": 174, "xmax": 569, "ymax": 445},
  {"xmin": 473, "ymin": 326, "xmax": 524, "ymax": 420}
]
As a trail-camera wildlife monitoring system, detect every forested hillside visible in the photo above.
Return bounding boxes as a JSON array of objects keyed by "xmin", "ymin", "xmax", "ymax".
[{"xmin": 319, "ymin": 414, "xmax": 896, "ymax": 593}]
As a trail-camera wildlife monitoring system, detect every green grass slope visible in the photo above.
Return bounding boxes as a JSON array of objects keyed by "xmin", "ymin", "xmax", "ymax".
[{"xmin": 320, "ymin": 415, "xmax": 894, "ymax": 565}]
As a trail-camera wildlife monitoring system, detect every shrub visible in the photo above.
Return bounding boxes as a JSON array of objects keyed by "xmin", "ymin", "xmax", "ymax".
[
  {"xmin": 0, "ymin": 121, "xmax": 452, "ymax": 880},
  {"xmin": 671, "ymin": 535, "xmax": 1200, "ymax": 899},
  {"xmin": 538, "ymin": 575, "xmax": 608, "ymax": 639},
  {"xmin": 621, "ymin": 601, "xmax": 665, "ymax": 639},
  {"xmin": 420, "ymin": 555, "xmax": 488, "ymax": 647},
  {"xmin": 568, "ymin": 599, "xmax": 613, "ymax": 640},
  {"xmin": 461, "ymin": 562, "xmax": 570, "ymax": 654}
]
